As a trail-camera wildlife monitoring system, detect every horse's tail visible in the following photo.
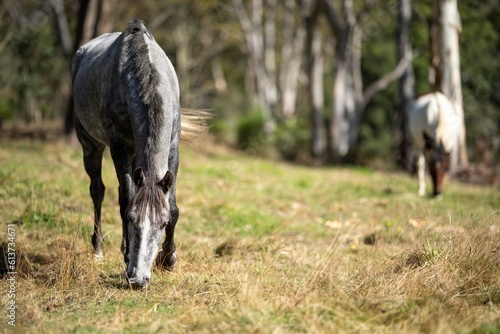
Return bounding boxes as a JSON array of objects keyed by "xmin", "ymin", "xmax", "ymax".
[{"xmin": 180, "ymin": 108, "xmax": 211, "ymax": 142}]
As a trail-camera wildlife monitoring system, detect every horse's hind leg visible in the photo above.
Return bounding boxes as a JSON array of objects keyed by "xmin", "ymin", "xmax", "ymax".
[
  {"xmin": 75, "ymin": 121, "xmax": 106, "ymax": 257},
  {"xmin": 417, "ymin": 152, "xmax": 426, "ymax": 196},
  {"xmin": 109, "ymin": 143, "xmax": 135, "ymax": 265}
]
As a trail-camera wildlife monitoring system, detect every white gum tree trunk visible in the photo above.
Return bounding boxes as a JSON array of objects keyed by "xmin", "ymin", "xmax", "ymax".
[
  {"xmin": 323, "ymin": 0, "xmax": 413, "ymax": 158},
  {"xmin": 398, "ymin": 0, "xmax": 415, "ymax": 170},
  {"xmin": 431, "ymin": 0, "xmax": 468, "ymax": 169},
  {"xmin": 234, "ymin": 0, "xmax": 306, "ymax": 133},
  {"xmin": 233, "ymin": 0, "xmax": 278, "ymax": 132}
]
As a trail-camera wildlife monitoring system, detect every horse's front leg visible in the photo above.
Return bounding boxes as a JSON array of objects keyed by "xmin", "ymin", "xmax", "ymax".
[
  {"xmin": 417, "ymin": 152, "xmax": 426, "ymax": 196},
  {"xmin": 157, "ymin": 147, "xmax": 179, "ymax": 269},
  {"xmin": 75, "ymin": 120, "xmax": 106, "ymax": 258},
  {"xmin": 110, "ymin": 144, "xmax": 135, "ymax": 264},
  {"xmin": 156, "ymin": 188, "xmax": 178, "ymax": 269}
]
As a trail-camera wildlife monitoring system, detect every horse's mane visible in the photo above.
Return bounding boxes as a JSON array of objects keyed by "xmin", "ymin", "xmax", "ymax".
[
  {"xmin": 122, "ymin": 20, "xmax": 209, "ymax": 143},
  {"xmin": 122, "ymin": 20, "xmax": 164, "ymax": 140}
]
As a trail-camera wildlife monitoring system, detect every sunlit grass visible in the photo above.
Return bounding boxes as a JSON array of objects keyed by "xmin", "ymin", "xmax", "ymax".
[{"xmin": 0, "ymin": 139, "xmax": 498, "ymax": 333}]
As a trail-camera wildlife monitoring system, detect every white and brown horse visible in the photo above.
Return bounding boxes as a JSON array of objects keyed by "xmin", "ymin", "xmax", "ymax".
[{"xmin": 409, "ymin": 92, "xmax": 461, "ymax": 197}]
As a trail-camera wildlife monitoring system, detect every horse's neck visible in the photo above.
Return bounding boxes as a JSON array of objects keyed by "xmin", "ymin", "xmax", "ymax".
[
  {"xmin": 118, "ymin": 25, "xmax": 179, "ymax": 183},
  {"xmin": 134, "ymin": 125, "xmax": 171, "ymax": 184}
]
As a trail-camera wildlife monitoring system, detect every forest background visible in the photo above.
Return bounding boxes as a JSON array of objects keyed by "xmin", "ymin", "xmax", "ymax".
[{"xmin": 0, "ymin": 0, "xmax": 498, "ymax": 175}]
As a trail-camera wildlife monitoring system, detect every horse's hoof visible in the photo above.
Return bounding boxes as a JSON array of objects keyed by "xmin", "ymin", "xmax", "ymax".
[
  {"xmin": 433, "ymin": 193, "xmax": 443, "ymax": 201},
  {"xmin": 156, "ymin": 250, "xmax": 177, "ymax": 270},
  {"xmin": 94, "ymin": 254, "xmax": 104, "ymax": 262}
]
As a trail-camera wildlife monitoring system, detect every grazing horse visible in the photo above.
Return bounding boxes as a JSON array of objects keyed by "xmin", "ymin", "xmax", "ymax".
[
  {"xmin": 409, "ymin": 92, "xmax": 461, "ymax": 197},
  {"xmin": 72, "ymin": 20, "xmax": 205, "ymax": 288}
]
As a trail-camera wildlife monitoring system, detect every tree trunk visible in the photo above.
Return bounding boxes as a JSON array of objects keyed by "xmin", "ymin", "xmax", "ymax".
[
  {"xmin": 63, "ymin": 0, "xmax": 116, "ymax": 135},
  {"xmin": 234, "ymin": 0, "xmax": 305, "ymax": 132},
  {"xmin": 50, "ymin": 0, "xmax": 73, "ymax": 58},
  {"xmin": 264, "ymin": 0, "xmax": 278, "ymax": 122},
  {"xmin": 331, "ymin": 53, "xmax": 354, "ymax": 157},
  {"xmin": 211, "ymin": 58, "xmax": 228, "ymax": 94},
  {"xmin": 280, "ymin": 0, "xmax": 305, "ymax": 119},
  {"xmin": 323, "ymin": 0, "xmax": 356, "ymax": 157},
  {"xmin": 304, "ymin": 0, "xmax": 326, "ymax": 158},
  {"xmin": 398, "ymin": 0, "xmax": 415, "ymax": 171},
  {"xmin": 175, "ymin": 6, "xmax": 192, "ymax": 106},
  {"xmin": 233, "ymin": 0, "xmax": 277, "ymax": 133},
  {"xmin": 431, "ymin": 0, "xmax": 468, "ymax": 169},
  {"xmin": 323, "ymin": 0, "xmax": 412, "ymax": 158}
]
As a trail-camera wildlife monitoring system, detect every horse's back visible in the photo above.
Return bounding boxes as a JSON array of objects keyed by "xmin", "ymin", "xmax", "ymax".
[
  {"xmin": 72, "ymin": 32, "xmax": 121, "ymax": 81},
  {"xmin": 409, "ymin": 92, "xmax": 460, "ymax": 151},
  {"xmin": 72, "ymin": 32, "xmax": 123, "ymax": 145},
  {"xmin": 409, "ymin": 93, "xmax": 437, "ymax": 147},
  {"xmin": 72, "ymin": 20, "xmax": 181, "ymax": 179}
]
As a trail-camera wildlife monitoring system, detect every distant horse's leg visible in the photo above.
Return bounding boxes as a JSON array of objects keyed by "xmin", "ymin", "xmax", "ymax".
[
  {"xmin": 109, "ymin": 143, "xmax": 135, "ymax": 264},
  {"xmin": 417, "ymin": 152, "xmax": 426, "ymax": 196},
  {"xmin": 75, "ymin": 120, "xmax": 106, "ymax": 257}
]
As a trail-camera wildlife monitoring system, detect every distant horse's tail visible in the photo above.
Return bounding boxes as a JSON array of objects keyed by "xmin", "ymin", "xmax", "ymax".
[{"xmin": 180, "ymin": 109, "xmax": 211, "ymax": 142}]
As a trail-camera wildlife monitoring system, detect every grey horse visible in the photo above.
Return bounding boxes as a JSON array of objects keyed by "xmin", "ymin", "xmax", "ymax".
[{"xmin": 72, "ymin": 19, "xmax": 203, "ymax": 288}]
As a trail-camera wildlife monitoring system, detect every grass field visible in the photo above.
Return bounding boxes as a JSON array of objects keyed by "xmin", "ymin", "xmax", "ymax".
[{"xmin": 0, "ymin": 138, "xmax": 499, "ymax": 333}]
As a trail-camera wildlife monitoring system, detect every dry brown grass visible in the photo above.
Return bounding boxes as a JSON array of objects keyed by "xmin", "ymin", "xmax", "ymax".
[{"xmin": 0, "ymin": 139, "xmax": 499, "ymax": 333}]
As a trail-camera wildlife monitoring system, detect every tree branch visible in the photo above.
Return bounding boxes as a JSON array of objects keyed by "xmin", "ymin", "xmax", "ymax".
[
  {"xmin": 360, "ymin": 50, "xmax": 415, "ymax": 112},
  {"xmin": 232, "ymin": 0, "xmax": 256, "ymax": 51},
  {"xmin": 149, "ymin": 10, "xmax": 173, "ymax": 31},
  {"xmin": 49, "ymin": 0, "xmax": 72, "ymax": 58}
]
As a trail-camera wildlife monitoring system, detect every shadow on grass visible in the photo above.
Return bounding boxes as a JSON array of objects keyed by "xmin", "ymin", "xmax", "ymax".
[{"xmin": 99, "ymin": 272, "xmax": 130, "ymax": 290}]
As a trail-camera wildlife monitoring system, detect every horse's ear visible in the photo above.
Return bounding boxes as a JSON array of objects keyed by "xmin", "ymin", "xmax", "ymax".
[
  {"xmin": 157, "ymin": 171, "xmax": 173, "ymax": 194},
  {"xmin": 133, "ymin": 168, "xmax": 145, "ymax": 188}
]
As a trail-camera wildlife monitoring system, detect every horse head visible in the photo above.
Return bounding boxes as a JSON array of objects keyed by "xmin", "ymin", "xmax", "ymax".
[
  {"xmin": 424, "ymin": 134, "xmax": 450, "ymax": 197},
  {"xmin": 125, "ymin": 168, "xmax": 173, "ymax": 288}
]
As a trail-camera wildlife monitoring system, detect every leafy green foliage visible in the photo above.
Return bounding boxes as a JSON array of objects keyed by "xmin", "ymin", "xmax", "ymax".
[
  {"xmin": 0, "ymin": 0, "xmax": 498, "ymax": 165},
  {"xmin": 236, "ymin": 110, "xmax": 267, "ymax": 151},
  {"xmin": 274, "ymin": 119, "xmax": 311, "ymax": 161}
]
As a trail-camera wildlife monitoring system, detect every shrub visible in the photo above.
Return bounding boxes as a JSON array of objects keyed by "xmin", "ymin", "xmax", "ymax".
[
  {"xmin": 236, "ymin": 111, "xmax": 266, "ymax": 151},
  {"xmin": 275, "ymin": 119, "xmax": 311, "ymax": 161}
]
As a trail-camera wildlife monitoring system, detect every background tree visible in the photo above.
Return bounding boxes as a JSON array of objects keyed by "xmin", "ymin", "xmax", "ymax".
[
  {"xmin": 58, "ymin": 0, "xmax": 117, "ymax": 135},
  {"xmin": 233, "ymin": 0, "xmax": 305, "ymax": 133},
  {"xmin": 429, "ymin": 0, "xmax": 468, "ymax": 169},
  {"xmin": 321, "ymin": 0, "xmax": 413, "ymax": 158},
  {"xmin": 302, "ymin": 0, "xmax": 327, "ymax": 159},
  {"xmin": 0, "ymin": 0, "xmax": 498, "ymax": 170},
  {"xmin": 398, "ymin": 0, "xmax": 415, "ymax": 171},
  {"xmin": 233, "ymin": 0, "xmax": 279, "ymax": 132}
]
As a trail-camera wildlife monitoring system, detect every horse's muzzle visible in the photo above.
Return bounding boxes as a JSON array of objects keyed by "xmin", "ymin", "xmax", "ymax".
[{"xmin": 125, "ymin": 272, "xmax": 150, "ymax": 289}]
